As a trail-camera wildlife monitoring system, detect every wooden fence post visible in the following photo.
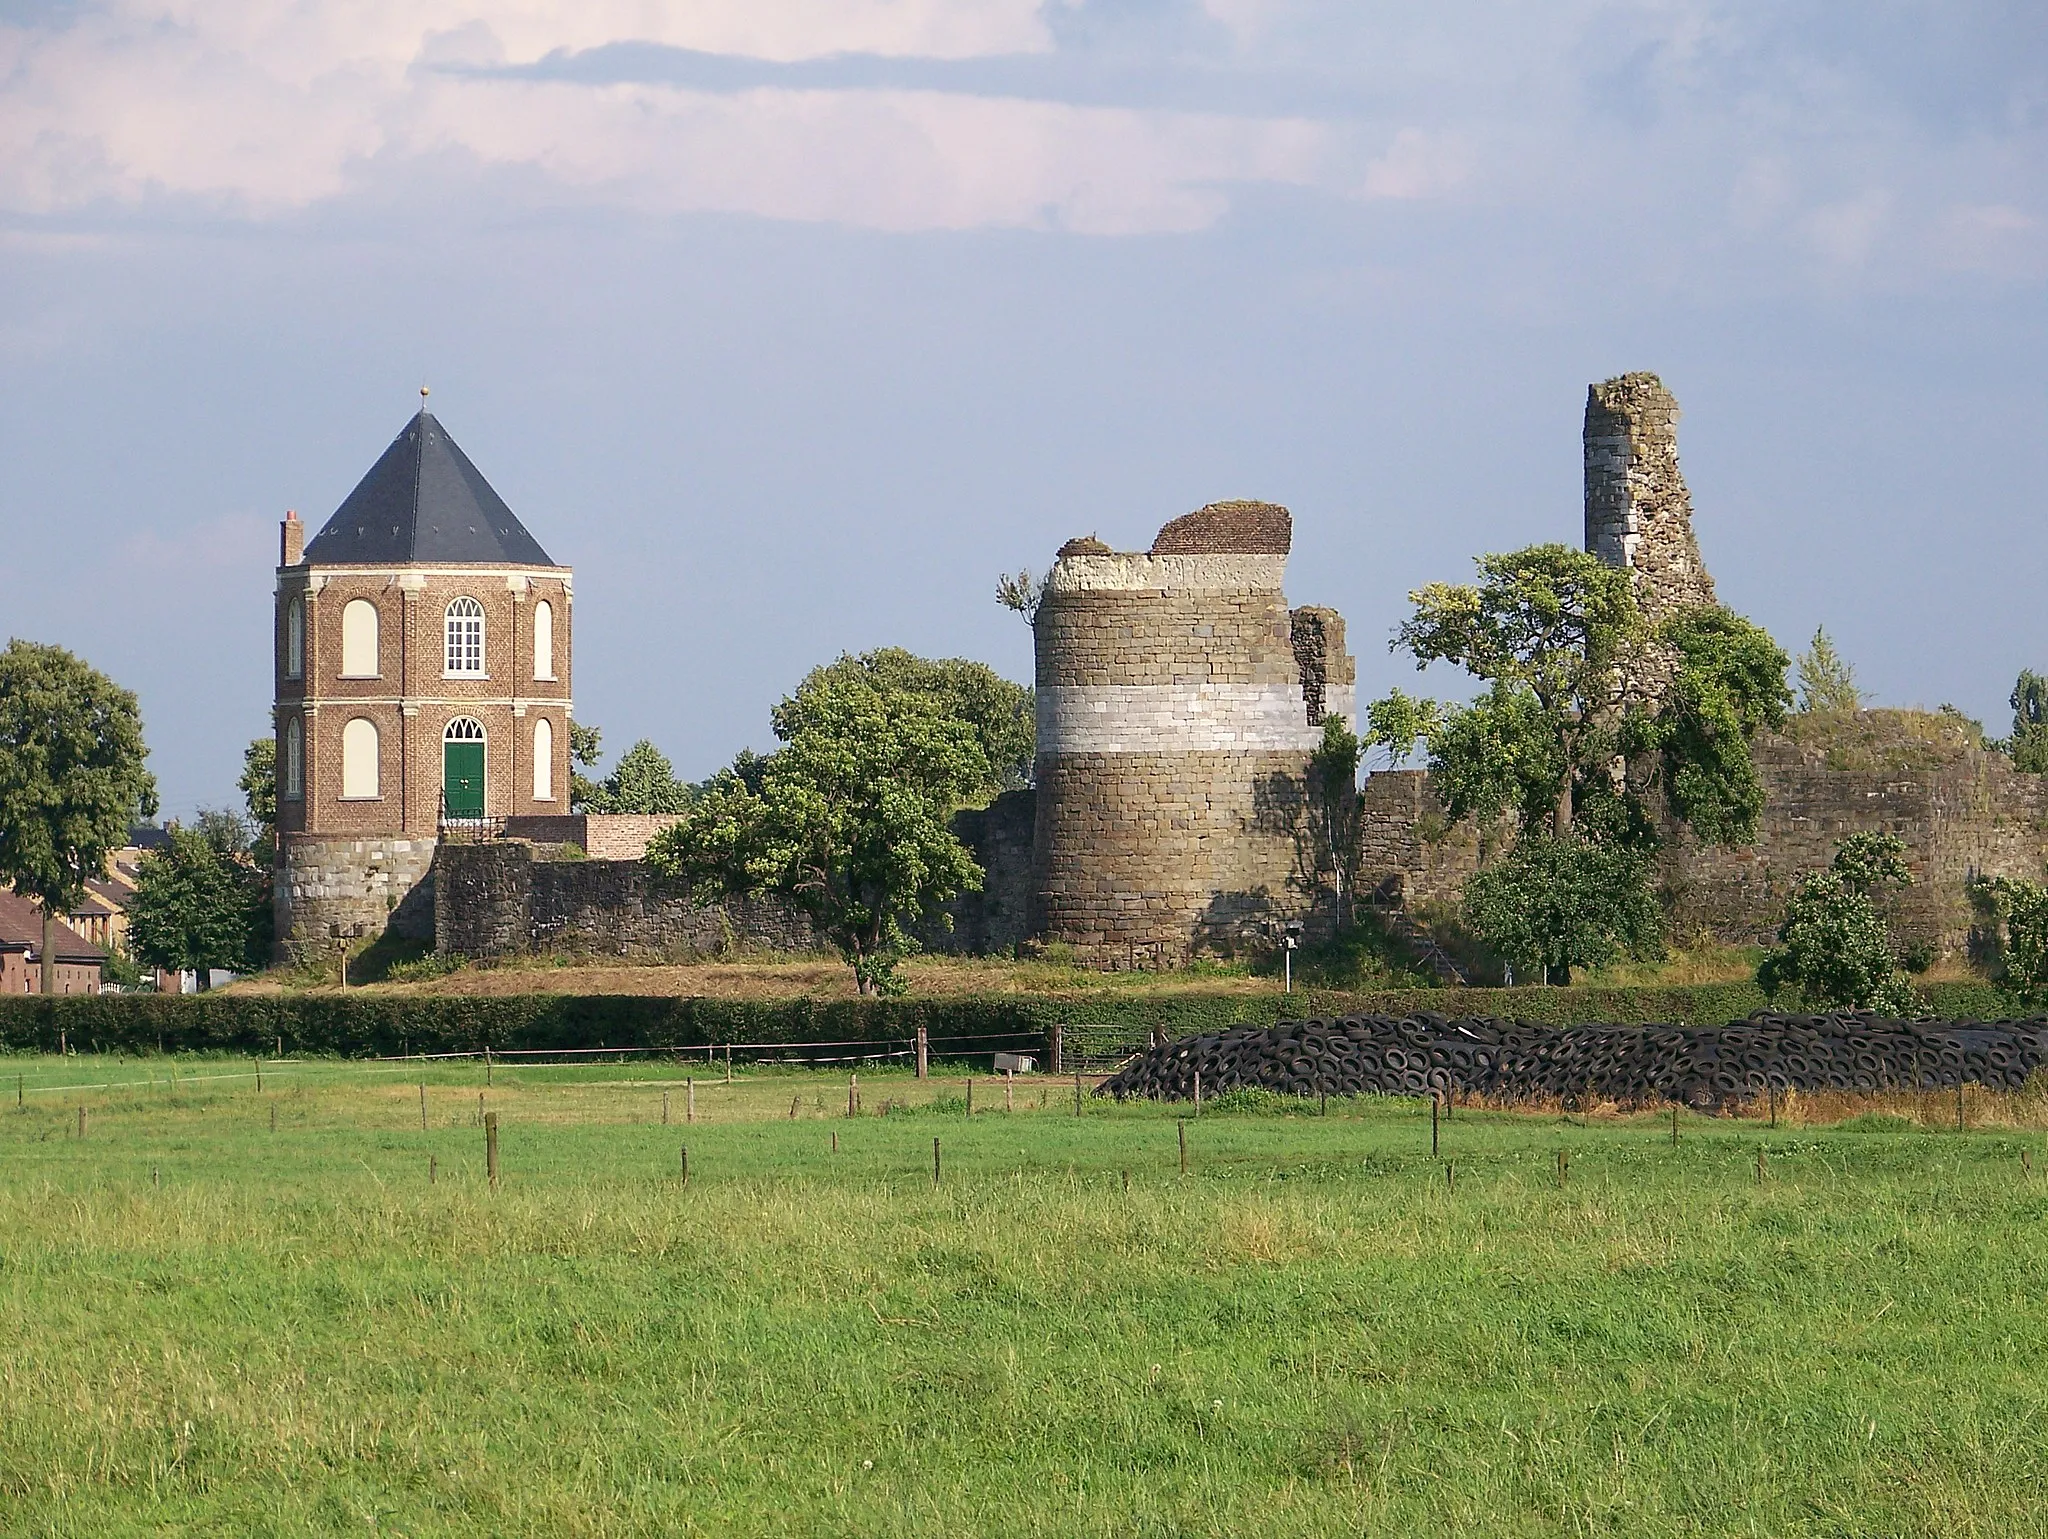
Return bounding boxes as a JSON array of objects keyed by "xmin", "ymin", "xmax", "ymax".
[
  {"xmin": 687, "ymin": 1078, "xmax": 696, "ymax": 1124},
  {"xmin": 680, "ymin": 1145, "xmax": 689, "ymax": 1185},
  {"xmin": 724, "ymin": 1045, "xmax": 732, "ymax": 1084},
  {"xmin": 1178, "ymin": 1119, "xmax": 1187, "ymax": 1176},
  {"xmin": 1005, "ymin": 1070, "xmax": 1013, "ymax": 1114},
  {"xmin": 77, "ymin": 1106, "xmax": 86, "ymax": 1138},
  {"xmin": 485, "ymin": 1046, "xmax": 492, "ymax": 1087},
  {"xmin": 1670, "ymin": 1106, "xmax": 1679, "ymax": 1145},
  {"xmin": 965, "ymin": 1078, "xmax": 973, "ymax": 1116},
  {"xmin": 932, "ymin": 1137, "xmax": 941, "ymax": 1186},
  {"xmin": 1050, "ymin": 1024, "xmax": 1063, "ymax": 1076},
  {"xmin": 485, "ymin": 1111, "xmax": 499, "ymax": 1189},
  {"xmin": 270, "ymin": 1103, "xmax": 277, "ymax": 1133},
  {"xmin": 420, "ymin": 1082, "xmax": 428, "ymax": 1131},
  {"xmin": 1194, "ymin": 1071, "xmax": 1201, "ymax": 1117},
  {"xmin": 1431, "ymin": 1092, "xmax": 1440, "ymax": 1157},
  {"xmin": 915, "ymin": 1027, "xmax": 928, "ymax": 1080},
  {"xmin": 1074, "ymin": 1072, "xmax": 1083, "ymax": 1117},
  {"xmin": 848, "ymin": 1074, "xmax": 858, "ymax": 1118},
  {"xmin": 662, "ymin": 1089, "xmax": 670, "ymax": 1126}
]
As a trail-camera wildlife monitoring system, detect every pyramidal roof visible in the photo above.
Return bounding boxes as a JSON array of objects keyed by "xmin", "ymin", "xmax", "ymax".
[{"xmin": 302, "ymin": 411, "xmax": 556, "ymax": 567}]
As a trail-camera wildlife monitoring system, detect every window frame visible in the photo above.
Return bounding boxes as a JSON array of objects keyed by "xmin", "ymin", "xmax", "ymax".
[
  {"xmin": 444, "ymin": 596, "xmax": 486, "ymax": 678},
  {"xmin": 284, "ymin": 596, "xmax": 304, "ymax": 680},
  {"xmin": 339, "ymin": 716, "xmax": 380, "ymax": 800},
  {"xmin": 340, "ymin": 597, "xmax": 380, "ymax": 679},
  {"xmin": 282, "ymin": 717, "xmax": 304, "ymax": 800}
]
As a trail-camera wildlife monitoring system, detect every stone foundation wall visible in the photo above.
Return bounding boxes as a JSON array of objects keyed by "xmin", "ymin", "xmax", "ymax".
[
  {"xmin": 275, "ymin": 834, "xmax": 437, "ymax": 961},
  {"xmin": 435, "ymin": 841, "xmax": 817, "ymax": 960}
]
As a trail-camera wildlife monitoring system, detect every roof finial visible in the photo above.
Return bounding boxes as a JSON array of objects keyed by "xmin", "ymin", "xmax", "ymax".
[{"xmin": 419, "ymin": 384, "xmax": 430, "ymax": 414}]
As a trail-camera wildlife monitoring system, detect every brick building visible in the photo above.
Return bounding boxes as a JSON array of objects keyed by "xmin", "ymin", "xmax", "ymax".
[
  {"xmin": 0, "ymin": 891, "xmax": 105, "ymax": 994},
  {"xmin": 272, "ymin": 402, "xmax": 573, "ymax": 957}
]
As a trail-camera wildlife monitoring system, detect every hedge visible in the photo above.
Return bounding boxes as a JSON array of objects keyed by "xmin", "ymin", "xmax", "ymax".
[{"xmin": 0, "ymin": 979, "xmax": 2017, "ymax": 1057}]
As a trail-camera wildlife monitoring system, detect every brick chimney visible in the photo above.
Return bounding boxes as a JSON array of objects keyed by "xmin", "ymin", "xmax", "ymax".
[{"xmin": 280, "ymin": 509, "xmax": 303, "ymax": 567}]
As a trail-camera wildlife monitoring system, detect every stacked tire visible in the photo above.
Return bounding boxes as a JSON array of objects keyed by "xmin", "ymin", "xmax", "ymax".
[{"xmin": 1096, "ymin": 1012, "xmax": 2048, "ymax": 1111}]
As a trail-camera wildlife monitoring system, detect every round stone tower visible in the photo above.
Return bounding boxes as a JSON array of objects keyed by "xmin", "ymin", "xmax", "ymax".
[{"xmin": 1030, "ymin": 501, "xmax": 1354, "ymax": 966}]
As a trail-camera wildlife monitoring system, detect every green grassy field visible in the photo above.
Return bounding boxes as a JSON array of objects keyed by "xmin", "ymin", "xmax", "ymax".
[{"xmin": 4, "ymin": 1055, "xmax": 2047, "ymax": 1536}]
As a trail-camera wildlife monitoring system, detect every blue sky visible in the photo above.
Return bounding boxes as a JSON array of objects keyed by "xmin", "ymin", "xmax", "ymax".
[{"xmin": 1, "ymin": 0, "xmax": 2043, "ymax": 819}]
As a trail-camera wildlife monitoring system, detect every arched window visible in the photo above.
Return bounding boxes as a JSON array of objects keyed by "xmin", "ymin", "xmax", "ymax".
[
  {"xmin": 341, "ymin": 718, "xmax": 379, "ymax": 799},
  {"xmin": 341, "ymin": 598, "xmax": 379, "ymax": 678},
  {"xmin": 282, "ymin": 717, "xmax": 303, "ymax": 799},
  {"xmin": 533, "ymin": 599, "xmax": 554, "ymax": 681},
  {"xmin": 533, "ymin": 717, "xmax": 554, "ymax": 800},
  {"xmin": 445, "ymin": 597, "xmax": 485, "ymax": 676},
  {"xmin": 443, "ymin": 716, "xmax": 486, "ymax": 818},
  {"xmin": 284, "ymin": 596, "xmax": 304, "ymax": 679}
]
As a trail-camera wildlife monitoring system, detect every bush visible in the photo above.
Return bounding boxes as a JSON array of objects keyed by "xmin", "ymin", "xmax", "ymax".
[{"xmin": 0, "ymin": 978, "xmax": 2017, "ymax": 1059}]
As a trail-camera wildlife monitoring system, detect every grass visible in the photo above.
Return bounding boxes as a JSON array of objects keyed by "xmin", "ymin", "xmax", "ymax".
[{"xmin": 6, "ymin": 1055, "xmax": 2048, "ymax": 1535}]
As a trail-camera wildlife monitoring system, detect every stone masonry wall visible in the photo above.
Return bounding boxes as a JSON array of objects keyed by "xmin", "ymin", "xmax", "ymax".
[
  {"xmin": 1031, "ymin": 501, "xmax": 1355, "ymax": 966},
  {"xmin": 435, "ymin": 841, "xmax": 817, "ymax": 960},
  {"xmin": 275, "ymin": 833, "xmax": 437, "ymax": 961},
  {"xmin": 501, "ymin": 814, "xmax": 685, "ymax": 860},
  {"xmin": 1584, "ymin": 372, "xmax": 1716, "ymax": 625}
]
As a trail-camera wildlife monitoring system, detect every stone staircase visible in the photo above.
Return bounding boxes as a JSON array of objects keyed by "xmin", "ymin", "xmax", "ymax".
[{"xmin": 1366, "ymin": 902, "xmax": 1470, "ymax": 986}]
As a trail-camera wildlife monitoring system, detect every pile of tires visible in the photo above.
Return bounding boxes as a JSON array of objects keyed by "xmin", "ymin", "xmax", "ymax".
[{"xmin": 1096, "ymin": 1012, "xmax": 2048, "ymax": 1110}]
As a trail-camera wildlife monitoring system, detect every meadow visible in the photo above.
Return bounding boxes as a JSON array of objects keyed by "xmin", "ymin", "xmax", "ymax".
[{"xmin": 4, "ymin": 1053, "xmax": 2047, "ymax": 1536}]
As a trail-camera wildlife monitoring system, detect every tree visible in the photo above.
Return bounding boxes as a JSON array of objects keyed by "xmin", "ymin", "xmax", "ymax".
[
  {"xmin": 648, "ymin": 666, "xmax": 988, "ymax": 995},
  {"xmin": 995, "ymin": 569, "xmax": 1047, "ymax": 624},
  {"xmin": 568, "ymin": 721, "xmax": 604, "ymax": 810},
  {"xmin": 1362, "ymin": 688, "xmax": 1441, "ymax": 768},
  {"xmin": 1640, "ymin": 608, "xmax": 1791, "ymax": 846},
  {"xmin": 125, "ymin": 816, "xmax": 266, "ymax": 989},
  {"xmin": 1396, "ymin": 545, "xmax": 1641, "ymax": 839},
  {"xmin": 581, "ymin": 740, "xmax": 692, "ymax": 814},
  {"xmin": 1978, "ymin": 876, "xmax": 2048, "ymax": 1007},
  {"xmin": 1461, "ymin": 834, "xmax": 1663, "ymax": 986},
  {"xmin": 787, "ymin": 649, "xmax": 1033, "ymax": 794},
  {"xmin": 1303, "ymin": 715, "xmax": 1363, "ymax": 922},
  {"xmin": 239, "ymin": 737, "xmax": 276, "ymax": 864},
  {"xmin": 1392, "ymin": 545, "xmax": 1789, "ymax": 982},
  {"xmin": 1794, "ymin": 627, "xmax": 1861, "ymax": 714},
  {"xmin": 1756, "ymin": 832, "xmax": 1918, "ymax": 1014},
  {"xmin": 0, "ymin": 641, "xmax": 157, "ymax": 993},
  {"xmin": 2000, "ymin": 671, "xmax": 2048, "ymax": 772}
]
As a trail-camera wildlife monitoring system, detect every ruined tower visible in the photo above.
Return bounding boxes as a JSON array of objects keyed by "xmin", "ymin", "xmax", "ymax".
[
  {"xmin": 1030, "ymin": 501, "xmax": 1354, "ymax": 965},
  {"xmin": 1583, "ymin": 372, "xmax": 1716, "ymax": 623}
]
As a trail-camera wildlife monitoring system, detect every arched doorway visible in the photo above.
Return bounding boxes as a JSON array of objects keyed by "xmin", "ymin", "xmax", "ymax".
[{"xmin": 443, "ymin": 717, "xmax": 486, "ymax": 818}]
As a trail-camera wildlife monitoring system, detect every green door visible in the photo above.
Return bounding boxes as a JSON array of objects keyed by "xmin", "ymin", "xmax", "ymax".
[{"xmin": 443, "ymin": 741, "xmax": 485, "ymax": 817}]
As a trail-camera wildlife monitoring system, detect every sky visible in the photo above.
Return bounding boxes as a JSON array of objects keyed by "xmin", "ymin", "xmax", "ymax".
[{"xmin": 1, "ymin": 0, "xmax": 2043, "ymax": 821}]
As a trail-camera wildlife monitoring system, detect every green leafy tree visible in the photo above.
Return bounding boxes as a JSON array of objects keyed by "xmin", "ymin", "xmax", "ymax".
[
  {"xmin": 238, "ymin": 737, "xmax": 277, "ymax": 864},
  {"xmin": 995, "ymin": 569, "xmax": 1047, "ymax": 624},
  {"xmin": 2001, "ymin": 671, "xmax": 2048, "ymax": 772},
  {"xmin": 789, "ymin": 649, "xmax": 1033, "ymax": 794},
  {"xmin": 125, "ymin": 816, "xmax": 267, "ymax": 988},
  {"xmin": 581, "ymin": 740, "xmax": 692, "ymax": 814},
  {"xmin": 0, "ymin": 641, "xmax": 157, "ymax": 993},
  {"xmin": 1794, "ymin": 627, "xmax": 1861, "ymax": 714},
  {"xmin": 1978, "ymin": 876, "xmax": 2048, "ymax": 1007},
  {"xmin": 1303, "ymin": 715, "xmax": 1363, "ymax": 921},
  {"xmin": 1461, "ymin": 834, "xmax": 1663, "ymax": 986},
  {"xmin": 1640, "ymin": 608, "xmax": 1791, "ymax": 845},
  {"xmin": 1397, "ymin": 545, "xmax": 1641, "ymax": 839},
  {"xmin": 568, "ymin": 721, "xmax": 605, "ymax": 810},
  {"xmin": 648, "ymin": 667, "xmax": 989, "ymax": 995},
  {"xmin": 1362, "ymin": 688, "xmax": 1442, "ymax": 769},
  {"xmin": 1757, "ymin": 832, "xmax": 1918, "ymax": 1014}
]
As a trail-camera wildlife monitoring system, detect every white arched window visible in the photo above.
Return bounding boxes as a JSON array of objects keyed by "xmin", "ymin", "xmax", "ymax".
[
  {"xmin": 341, "ymin": 718, "xmax": 379, "ymax": 799},
  {"xmin": 282, "ymin": 717, "xmax": 303, "ymax": 799},
  {"xmin": 533, "ymin": 717, "xmax": 554, "ymax": 800},
  {"xmin": 445, "ymin": 596, "xmax": 485, "ymax": 676},
  {"xmin": 284, "ymin": 596, "xmax": 304, "ymax": 679},
  {"xmin": 341, "ymin": 598, "xmax": 379, "ymax": 678},
  {"xmin": 533, "ymin": 599, "xmax": 554, "ymax": 681}
]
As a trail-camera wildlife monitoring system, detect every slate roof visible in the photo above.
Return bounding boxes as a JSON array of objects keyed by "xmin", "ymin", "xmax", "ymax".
[
  {"xmin": 0, "ymin": 891, "xmax": 106, "ymax": 963},
  {"xmin": 302, "ymin": 411, "xmax": 556, "ymax": 567}
]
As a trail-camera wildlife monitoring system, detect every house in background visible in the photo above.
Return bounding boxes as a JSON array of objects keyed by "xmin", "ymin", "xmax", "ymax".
[{"xmin": 0, "ymin": 891, "xmax": 106, "ymax": 994}]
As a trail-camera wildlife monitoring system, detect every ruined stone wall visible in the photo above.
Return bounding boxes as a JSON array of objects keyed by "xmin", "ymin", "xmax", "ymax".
[
  {"xmin": 500, "ymin": 814, "xmax": 685, "ymax": 860},
  {"xmin": 275, "ymin": 833, "xmax": 437, "ymax": 961},
  {"xmin": 1584, "ymin": 372, "xmax": 1716, "ymax": 625},
  {"xmin": 434, "ymin": 841, "xmax": 817, "ymax": 959},
  {"xmin": 927, "ymin": 790, "xmax": 1036, "ymax": 955},
  {"xmin": 1030, "ymin": 502, "xmax": 1354, "ymax": 965},
  {"xmin": 1356, "ymin": 770, "xmax": 1490, "ymax": 909}
]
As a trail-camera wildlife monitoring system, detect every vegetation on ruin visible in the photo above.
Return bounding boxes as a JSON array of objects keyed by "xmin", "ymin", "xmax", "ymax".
[
  {"xmin": 1377, "ymin": 545, "xmax": 1790, "ymax": 984},
  {"xmin": 5, "ymin": 1054, "xmax": 2048, "ymax": 1535},
  {"xmin": 1994, "ymin": 669, "xmax": 2048, "ymax": 772},
  {"xmin": 1972, "ymin": 875, "xmax": 2048, "ymax": 1009},
  {"xmin": 648, "ymin": 662, "xmax": 989, "ymax": 996},
  {"xmin": 1757, "ymin": 833, "xmax": 1920, "ymax": 1015},
  {"xmin": 0, "ymin": 639, "xmax": 158, "ymax": 992},
  {"xmin": 1793, "ymin": 625, "xmax": 1862, "ymax": 714}
]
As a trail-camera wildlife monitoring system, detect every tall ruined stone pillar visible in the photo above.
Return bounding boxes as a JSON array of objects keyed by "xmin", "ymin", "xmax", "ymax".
[
  {"xmin": 1584, "ymin": 372, "xmax": 1716, "ymax": 623},
  {"xmin": 1030, "ymin": 501, "xmax": 1354, "ymax": 966}
]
